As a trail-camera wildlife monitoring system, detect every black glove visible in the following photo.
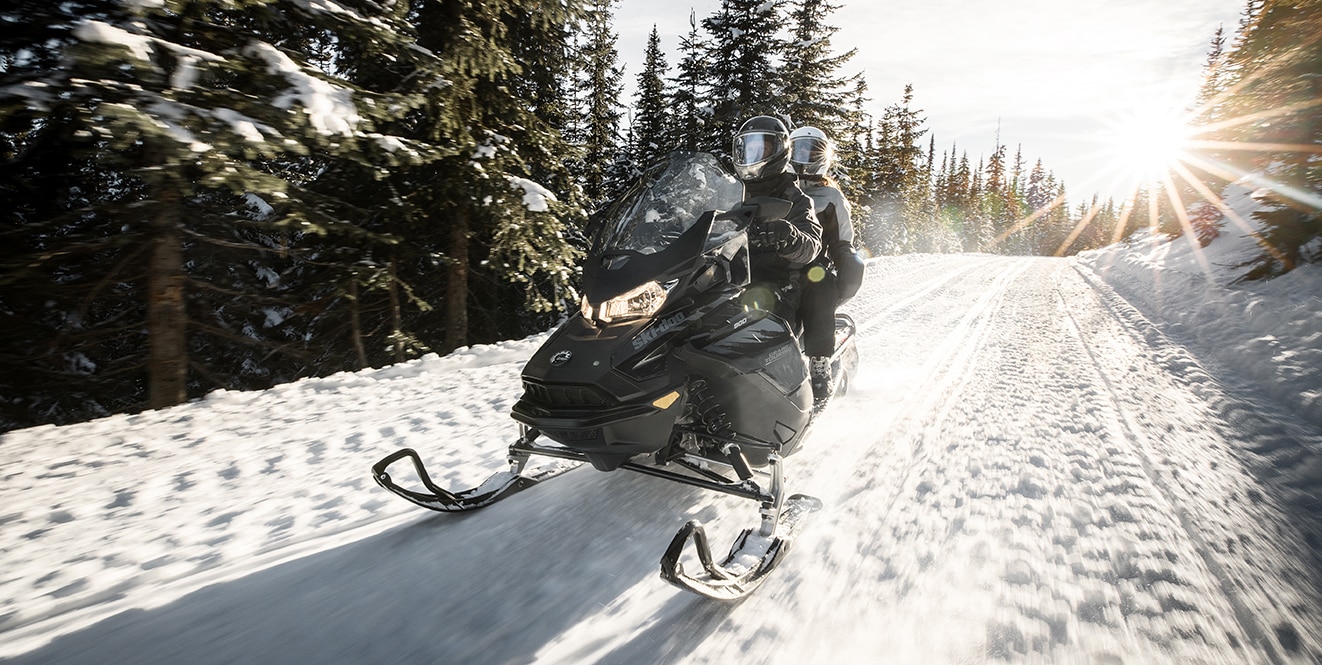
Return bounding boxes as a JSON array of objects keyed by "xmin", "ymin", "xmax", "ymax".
[{"xmin": 750, "ymin": 218, "xmax": 795, "ymax": 251}]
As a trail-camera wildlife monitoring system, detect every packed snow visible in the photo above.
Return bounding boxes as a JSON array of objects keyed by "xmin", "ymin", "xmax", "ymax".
[{"xmin": 1, "ymin": 189, "xmax": 1320, "ymax": 663}]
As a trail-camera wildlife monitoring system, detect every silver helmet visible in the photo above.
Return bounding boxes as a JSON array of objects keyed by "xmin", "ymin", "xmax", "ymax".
[{"xmin": 789, "ymin": 126, "xmax": 834, "ymax": 177}]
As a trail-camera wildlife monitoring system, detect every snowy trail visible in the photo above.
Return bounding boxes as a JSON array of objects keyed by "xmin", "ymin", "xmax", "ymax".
[{"xmin": 2, "ymin": 255, "xmax": 1320, "ymax": 664}]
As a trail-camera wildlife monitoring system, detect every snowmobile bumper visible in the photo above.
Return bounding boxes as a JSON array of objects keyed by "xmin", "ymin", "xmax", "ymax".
[{"xmin": 510, "ymin": 386, "xmax": 686, "ymax": 471}]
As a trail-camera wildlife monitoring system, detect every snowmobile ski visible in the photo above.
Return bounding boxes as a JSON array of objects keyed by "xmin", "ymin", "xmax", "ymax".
[
  {"xmin": 371, "ymin": 442, "xmax": 579, "ymax": 513},
  {"xmin": 659, "ymin": 493, "xmax": 823, "ymax": 600}
]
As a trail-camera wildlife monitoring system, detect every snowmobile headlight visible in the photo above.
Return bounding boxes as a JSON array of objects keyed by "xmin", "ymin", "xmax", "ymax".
[{"xmin": 585, "ymin": 281, "xmax": 668, "ymax": 324}]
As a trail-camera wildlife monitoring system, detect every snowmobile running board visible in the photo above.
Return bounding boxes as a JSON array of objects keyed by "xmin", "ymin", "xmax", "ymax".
[{"xmin": 372, "ymin": 430, "xmax": 821, "ymax": 600}]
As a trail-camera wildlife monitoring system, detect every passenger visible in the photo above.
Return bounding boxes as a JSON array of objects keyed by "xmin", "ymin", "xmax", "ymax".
[{"xmin": 789, "ymin": 126, "xmax": 864, "ymax": 401}]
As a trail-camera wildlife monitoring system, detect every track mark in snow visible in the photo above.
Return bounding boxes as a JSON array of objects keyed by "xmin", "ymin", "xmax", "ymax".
[
  {"xmin": 1064, "ymin": 264, "xmax": 1322, "ymax": 663},
  {"xmin": 770, "ymin": 258, "xmax": 1042, "ymax": 662},
  {"xmin": 787, "ymin": 258, "xmax": 1312, "ymax": 663}
]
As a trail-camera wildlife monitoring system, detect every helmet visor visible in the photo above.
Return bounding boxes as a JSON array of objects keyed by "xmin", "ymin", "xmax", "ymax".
[
  {"xmin": 790, "ymin": 136, "xmax": 831, "ymax": 166},
  {"xmin": 733, "ymin": 132, "xmax": 785, "ymax": 167}
]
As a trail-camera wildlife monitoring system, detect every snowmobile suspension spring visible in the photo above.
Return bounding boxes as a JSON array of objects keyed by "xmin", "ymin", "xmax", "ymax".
[{"xmin": 688, "ymin": 378, "xmax": 734, "ymax": 439}]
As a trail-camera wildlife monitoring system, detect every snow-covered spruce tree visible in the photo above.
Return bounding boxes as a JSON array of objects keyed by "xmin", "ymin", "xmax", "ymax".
[
  {"xmin": 0, "ymin": 0, "xmax": 446, "ymax": 427},
  {"xmin": 1008, "ymin": 144, "xmax": 1027, "ymax": 222},
  {"xmin": 668, "ymin": 10, "xmax": 711, "ymax": 153},
  {"xmin": 630, "ymin": 26, "xmax": 672, "ymax": 173},
  {"xmin": 702, "ymin": 0, "xmax": 789, "ymax": 152},
  {"xmin": 569, "ymin": 0, "xmax": 626, "ymax": 208},
  {"xmin": 405, "ymin": 0, "xmax": 587, "ymax": 352},
  {"xmin": 866, "ymin": 84, "xmax": 928, "ymax": 253},
  {"xmin": 981, "ymin": 140, "xmax": 1012, "ymax": 252},
  {"xmin": 1197, "ymin": 0, "xmax": 1321, "ymax": 279},
  {"xmin": 780, "ymin": 0, "xmax": 858, "ymax": 137}
]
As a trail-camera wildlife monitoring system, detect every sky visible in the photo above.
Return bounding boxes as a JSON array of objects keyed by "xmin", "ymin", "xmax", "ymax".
[
  {"xmin": 613, "ymin": 0, "xmax": 1248, "ymax": 203},
  {"xmin": 2, "ymin": 181, "xmax": 1321, "ymax": 662}
]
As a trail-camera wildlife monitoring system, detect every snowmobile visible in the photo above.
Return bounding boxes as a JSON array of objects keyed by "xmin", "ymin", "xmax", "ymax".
[{"xmin": 371, "ymin": 152, "xmax": 858, "ymax": 600}]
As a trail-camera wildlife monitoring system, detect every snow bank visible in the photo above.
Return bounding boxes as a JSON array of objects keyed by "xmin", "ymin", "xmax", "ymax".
[
  {"xmin": 0, "ymin": 333, "xmax": 546, "ymax": 656},
  {"xmin": 1076, "ymin": 184, "xmax": 1322, "ymax": 425}
]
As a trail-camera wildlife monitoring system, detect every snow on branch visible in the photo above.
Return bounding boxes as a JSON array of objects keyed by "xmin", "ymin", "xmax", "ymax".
[
  {"xmin": 245, "ymin": 42, "xmax": 362, "ymax": 137},
  {"xmin": 119, "ymin": 0, "xmax": 165, "ymax": 12},
  {"xmin": 138, "ymin": 101, "xmax": 213, "ymax": 152},
  {"xmin": 1, "ymin": 81, "xmax": 55, "ymax": 111},
  {"xmin": 287, "ymin": 0, "xmax": 396, "ymax": 32},
  {"xmin": 507, "ymin": 176, "xmax": 558, "ymax": 213},
  {"xmin": 211, "ymin": 107, "xmax": 278, "ymax": 144},
  {"xmin": 73, "ymin": 20, "xmax": 154, "ymax": 62}
]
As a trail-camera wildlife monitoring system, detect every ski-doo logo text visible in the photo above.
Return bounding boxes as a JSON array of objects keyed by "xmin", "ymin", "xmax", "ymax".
[
  {"xmin": 632, "ymin": 312, "xmax": 686, "ymax": 351},
  {"xmin": 550, "ymin": 350, "xmax": 573, "ymax": 366}
]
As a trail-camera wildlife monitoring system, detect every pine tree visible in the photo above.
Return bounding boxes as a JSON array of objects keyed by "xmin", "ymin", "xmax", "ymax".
[
  {"xmin": 1194, "ymin": 23, "xmax": 1230, "ymax": 114},
  {"xmin": 983, "ymin": 139, "xmax": 1009, "ymax": 250},
  {"xmin": 570, "ymin": 0, "xmax": 626, "ymax": 206},
  {"xmin": 1197, "ymin": 0, "xmax": 1321, "ymax": 279},
  {"xmin": 835, "ymin": 77, "xmax": 872, "ymax": 203},
  {"xmin": 414, "ymin": 0, "xmax": 588, "ymax": 349},
  {"xmin": 702, "ymin": 0, "xmax": 788, "ymax": 149},
  {"xmin": 669, "ymin": 10, "xmax": 711, "ymax": 153},
  {"xmin": 780, "ymin": 0, "xmax": 858, "ymax": 135},
  {"xmin": 631, "ymin": 26, "xmax": 673, "ymax": 172},
  {"xmin": 0, "ymin": 0, "xmax": 447, "ymax": 426},
  {"xmin": 1024, "ymin": 159, "xmax": 1053, "ymax": 218},
  {"xmin": 868, "ymin": 84, "xmax": 929, "ymax": 252}
]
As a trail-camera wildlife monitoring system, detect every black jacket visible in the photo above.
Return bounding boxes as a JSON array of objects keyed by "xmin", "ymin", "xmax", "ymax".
[{"xmin": 744, "ymin": 171, "xmax": 822, "ymax": 284}]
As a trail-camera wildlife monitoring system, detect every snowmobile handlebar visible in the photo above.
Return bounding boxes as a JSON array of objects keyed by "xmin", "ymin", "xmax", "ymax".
[{"xmin": 714, "ymin": 196, "xmax": 793, "ymax": 230}]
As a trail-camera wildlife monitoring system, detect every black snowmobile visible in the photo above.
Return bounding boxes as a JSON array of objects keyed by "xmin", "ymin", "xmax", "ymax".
[{"xmin": 372, "ymin": 152, "xmax": 859, "ymax": 600}]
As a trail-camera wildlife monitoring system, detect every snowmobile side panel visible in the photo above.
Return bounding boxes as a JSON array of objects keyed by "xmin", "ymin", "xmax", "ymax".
[
  {"xmin": 676, "ymin": 311, "xmax": 813, "ymax": 463},
  {"xmin": 511, "ymin": 385, "xmax": 687, "ymax": 470}
]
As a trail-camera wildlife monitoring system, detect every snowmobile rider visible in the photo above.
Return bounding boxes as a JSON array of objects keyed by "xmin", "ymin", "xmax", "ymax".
[
  {"xmin": 789, "ymin": 126, "xmax": 866, "ymax": 401},
  {"xmin": 731, "ymin": 115, "xmax": 823, "ymax": 324}
]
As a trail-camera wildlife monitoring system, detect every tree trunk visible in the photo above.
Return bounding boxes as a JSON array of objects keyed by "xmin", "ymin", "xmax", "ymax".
[
  {"xmin": 146, "ymin": 184, "xmax": 187, "ymax": 409},
  {"xmin": 444, "ymin": 206, "xmax": 470, "ymax": 353},
  {"xmin": 388, "ymin": 254, "xmax": 404, "ymax": 364},
  {"xmin": 349, "ymin": 275, "xmax": 368, "ymax": 368}
]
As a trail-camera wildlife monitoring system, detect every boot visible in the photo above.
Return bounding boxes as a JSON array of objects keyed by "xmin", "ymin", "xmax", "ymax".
[{"xmin": 809, "ymin": 356, "xmax": 833, "ymax": 402}]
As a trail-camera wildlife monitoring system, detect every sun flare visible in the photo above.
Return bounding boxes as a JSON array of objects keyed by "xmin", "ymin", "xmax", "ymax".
[{"xmin": 1101, "ymin": 107, "xmax": 1195, "ymax": 184}]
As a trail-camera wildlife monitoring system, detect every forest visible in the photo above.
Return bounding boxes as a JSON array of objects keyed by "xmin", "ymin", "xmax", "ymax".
[{"xmin": 1, "ymin": 0, "xmax": 1318, "ymax": 431}]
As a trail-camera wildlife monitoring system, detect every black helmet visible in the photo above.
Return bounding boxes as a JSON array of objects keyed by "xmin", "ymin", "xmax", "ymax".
[{"xmin": 731, "ymin": 115, "xmax": 790, "ymax": 182}]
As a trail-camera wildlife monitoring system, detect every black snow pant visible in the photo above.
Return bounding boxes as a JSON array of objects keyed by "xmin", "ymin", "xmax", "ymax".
[{"xmin": 801, "ymin": 262, "xmax": 839, "ymax": 358}]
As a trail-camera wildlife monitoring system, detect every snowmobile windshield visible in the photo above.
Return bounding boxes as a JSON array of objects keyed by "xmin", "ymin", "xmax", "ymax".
[{"xmin": 593, "ymin": 152, "xmax": 745, "ymax": 256}]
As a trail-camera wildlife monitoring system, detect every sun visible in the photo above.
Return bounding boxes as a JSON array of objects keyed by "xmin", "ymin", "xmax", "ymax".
[{"xmin": 1100, "ymin": 106, "xmax": 1195, "ymax": 184}]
